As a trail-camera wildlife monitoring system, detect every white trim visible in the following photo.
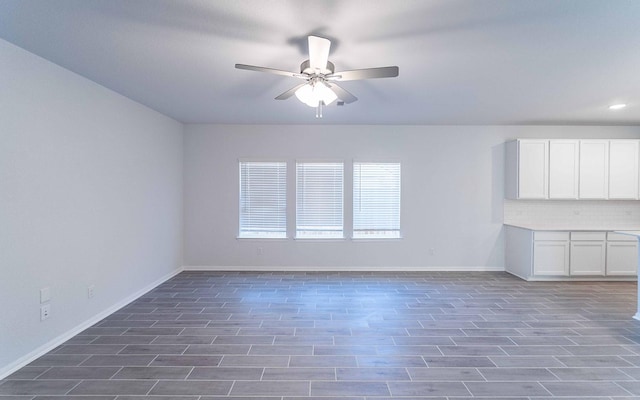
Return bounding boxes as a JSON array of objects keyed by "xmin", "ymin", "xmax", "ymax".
[
  {"xmin": 353, "ymin": 158, "xmax": 402, "ymax": 163},
  {"xmin": 634, "ymin": 313, "xmax": 640, "ymax": 322},
  {"xmin": 504, "ymin": 270, "xmax": 530, "ymax": 281},
  {"xmin": 238, "ymin": 157, "xmax": 288, "ymax": 163},
  {"xmin": 0, "ymin": 267, "xmax": 183, "ymax": 380},
  {"xmin": 183, "ymin": 265, "xmax": 504, "ymax": 272},
  {"xmin": 236, "ymin": 237, "xmax": 289, "ymax": 241},
  {"xmin": 509, "ymin": 274, "xmax": 636, "ymax": 282}
]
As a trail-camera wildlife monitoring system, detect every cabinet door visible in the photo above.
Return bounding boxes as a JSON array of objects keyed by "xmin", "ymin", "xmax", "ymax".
[
  {"xmin": 533, "ymin": 241, "xmax": 569, "ymax": 276},
  {"xmin": 570, "ymin": 241, "xmax": 606, "ymax": 275},
  {"xmin": 579, "ymin": 140, "xmax": 609, "ymax": 199},
  {"xmin": 609, "ymin": 140, "xmax": 639, "ymax": 199},
  {"xmin": 549, "ymin": 140, "xmax": 579, "ymax": 199},
  {"xmin": 606, "ymin": 241, "xmax": 638, "ymax": 276},
  {"xmin": 518, "ymin": 140, "xmax": 548, "ymax": 199}
]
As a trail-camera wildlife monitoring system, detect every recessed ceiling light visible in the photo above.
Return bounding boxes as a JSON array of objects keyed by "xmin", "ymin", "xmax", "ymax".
[{"xmin": 609, "ymin": 103, "xmax": 627, "ymax": 110}]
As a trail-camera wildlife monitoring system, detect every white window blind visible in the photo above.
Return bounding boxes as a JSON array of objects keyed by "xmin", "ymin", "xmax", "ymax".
[
  {"xmin": 353, "ymin": 162, "xmax": 401, "ymax": 238},
  {"xmin": 239, "ymin": 161, "xmax": 287, "ymax": 238},
  {"xmin": 296, "ymin": 162, "xmax": 344, "ymax": 238}
]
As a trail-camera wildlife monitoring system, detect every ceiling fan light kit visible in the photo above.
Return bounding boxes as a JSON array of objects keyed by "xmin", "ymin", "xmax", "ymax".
[
  {"xmin": 295, "ymin": 80, "xmax": 337, "ymax": 107},
  {"xmin": 235, "ymin": 35, "xmax": 399, "ymax": 118}
]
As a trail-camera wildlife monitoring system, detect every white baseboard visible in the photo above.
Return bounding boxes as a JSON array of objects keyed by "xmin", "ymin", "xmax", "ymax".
[
  {"xmin": 0, "ymin": 267, "xmax": 184, "ymax": 380},
  {"xmin": 183, "ymin": 265, "xmax": 505, "ymax": 272},
  {"xmin": 504, "ymin": 270, "xmax": 529, "ymax": 281}
]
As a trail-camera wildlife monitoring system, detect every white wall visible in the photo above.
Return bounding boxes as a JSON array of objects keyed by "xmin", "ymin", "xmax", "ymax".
[
  {"xmin": 2, "ymin": 35, "xmax": 639, "ymax": 377},
  {"xmin": 184, "ymin": 125, "xmax": 639, "ymax": 270},
  {"xmin": 0, "ymin": 39, "xmax": 183, "ymax": 375}
]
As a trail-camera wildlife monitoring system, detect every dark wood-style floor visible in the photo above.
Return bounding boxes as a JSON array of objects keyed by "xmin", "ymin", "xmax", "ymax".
[{"xmin": 3, "ymin": 271, "xmax": 640, "ymax": 398}]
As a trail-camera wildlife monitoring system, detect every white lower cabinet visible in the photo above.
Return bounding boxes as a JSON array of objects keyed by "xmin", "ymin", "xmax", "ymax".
[
  {"xmin": 531, "ymin": 231, "xmax": 570, "ymax": 276},
  {"xmin": 533, "ymin": 241, "xmax": 569, "ymax": 276},
  {"xmin": 569, "ymin": 232, "xmax": 606, "ymax": 276},
  {"xmin": 606, "ymin": 232, "xmax": 639, "ymax": 276},
  {"xmin": 506, "ymin": 227, "xmax": 637, "ymax": 280}
]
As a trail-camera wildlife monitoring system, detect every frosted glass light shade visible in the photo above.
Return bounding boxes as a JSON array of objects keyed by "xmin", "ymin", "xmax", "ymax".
[{"xmin": 295, "ymin": 82, "xmax": 337, "ymax": 107}]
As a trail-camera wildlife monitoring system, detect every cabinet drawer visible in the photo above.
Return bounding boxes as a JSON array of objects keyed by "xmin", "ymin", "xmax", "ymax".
[
  {"xmin": 570, "ymin": 232, "xmax": 606, "ymax": 241},
  {"xmin": 534, "ymin": 232, "xmax": 570, "ymax": 241},
  {"xmin": 607, "ymin": 232, "xmax": 639, "ymax": 242}
]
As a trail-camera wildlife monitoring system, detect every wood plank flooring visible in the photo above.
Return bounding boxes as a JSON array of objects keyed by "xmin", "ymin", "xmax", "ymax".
[{"xmin": 2, "ymin": 271, "xmax": 640, "ymax": 398}]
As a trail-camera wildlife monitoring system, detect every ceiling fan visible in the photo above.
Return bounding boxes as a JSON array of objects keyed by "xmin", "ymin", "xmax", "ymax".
[{"xmin": 235, "ymin": 36, "xmax": 399, "ymax": 118}]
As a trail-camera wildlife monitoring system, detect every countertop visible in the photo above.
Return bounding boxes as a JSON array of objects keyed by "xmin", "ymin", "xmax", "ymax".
[
  {"xmin": 505, "ymin": 223, "xmax": 640, "ymax": 231},
  {"xmin": 615, "ymin": 231, "xmax": 640, "ymax": 237}
]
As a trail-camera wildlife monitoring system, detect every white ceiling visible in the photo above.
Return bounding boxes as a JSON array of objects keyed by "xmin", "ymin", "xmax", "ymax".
[{"xmin": 1, "ymin": 0, "xmax": 639, "ymax": 125}]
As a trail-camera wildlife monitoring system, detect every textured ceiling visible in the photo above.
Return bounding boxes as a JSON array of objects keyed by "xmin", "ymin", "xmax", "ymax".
[{"xmin": 1, "ymin": 0, "xmax": 639, "ymax": 125}]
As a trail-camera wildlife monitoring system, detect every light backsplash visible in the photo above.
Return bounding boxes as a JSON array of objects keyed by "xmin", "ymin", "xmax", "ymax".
[{"xmin": 504, "ymin": 200, "xmax": 640, "ymax": 229}]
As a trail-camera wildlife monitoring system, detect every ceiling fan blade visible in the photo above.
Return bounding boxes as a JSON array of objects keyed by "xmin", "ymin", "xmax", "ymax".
[
  {"xmin": 329, "ymin": 66, "xmax": 399, "ymax": 81},
  {"xmin": 275, "ymin": 83, "xmax": 307, "ymax": 100},
  {"xmin": 235, "ymin": 64, "xmax": 303, "ymax": 78},
  {"xmin": 308, "ymin": 36, "xmax": 331, "ymax": 72},
  {"xmin": 327, "ymin": 82, "xmax": 358, "ymax": 104}
]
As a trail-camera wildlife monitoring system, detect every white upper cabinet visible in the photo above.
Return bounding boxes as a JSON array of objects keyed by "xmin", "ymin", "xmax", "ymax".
[
  {"xmin": 579, "ymin": 140, "xmax": 609, "ymax": 199},
  {"xmin": 549, "ymin": 140, "xmax": 579, "ymax": 199},
  {"xmin": 608, "ymin": 140, "xmax": 639, "ymax": 199},
  {"xmin": 518, "ymin": 140, "xmax": 549, "ymax": 199},
  {"xmin": 506, "ymin": 139, "xmax": 548, "ymax": 199},
  {"xmin": 506, "ymin": 139, "xmax": 640, "ymax": 201}
]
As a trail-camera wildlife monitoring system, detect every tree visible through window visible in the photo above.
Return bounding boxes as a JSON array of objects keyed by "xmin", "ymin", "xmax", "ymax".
[
  {"xmin": 239, "ymin": 161, "xmax": 287, "ymax": 238},
  {"xmin": 353, "ymin": 162, "xmax": 401, "ymax": 238}
]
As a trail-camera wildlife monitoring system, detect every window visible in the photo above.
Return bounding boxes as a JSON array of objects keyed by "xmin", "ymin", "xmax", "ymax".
[
  {"xmin": 296, "ymin": 162, "xmax": 344, "ymax": 238},
  {"xmin": 239, "ymin": 161, "xmax": 286, "ymax": 238},
  {"xmin": 353, "ymin": 162, "xmax": 401, "ymax": 238}
]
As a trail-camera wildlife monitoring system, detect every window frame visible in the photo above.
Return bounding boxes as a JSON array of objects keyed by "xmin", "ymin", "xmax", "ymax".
[
  {"xmin": 295, "ymin": 160, "xmax": 345, "ymax": 240},
  {"xmin": 352, "ymin": 160, "xmax": 402, "ymax": 240},
  {"xmin": 237, "ymin": 159, "xmax": 288, "ymax": 240}
]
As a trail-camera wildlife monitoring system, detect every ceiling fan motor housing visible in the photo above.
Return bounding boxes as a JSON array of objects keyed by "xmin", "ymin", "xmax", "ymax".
[{"xmin": 300, "ymin": 60, "xmax": 335, "ymax": 76}]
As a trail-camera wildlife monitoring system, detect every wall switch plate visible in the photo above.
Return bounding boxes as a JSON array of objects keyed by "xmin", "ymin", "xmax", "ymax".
[
  {"xmin": 40, "ymin": 304, "xmax": 51, "ymax": 321},
  {"xmin": 40, "ymin": 287, "xmax": 51, "ymax": 304},
  {"xmin": 87, "ymin": 285, "xmax": 95, "ymax": 299}
]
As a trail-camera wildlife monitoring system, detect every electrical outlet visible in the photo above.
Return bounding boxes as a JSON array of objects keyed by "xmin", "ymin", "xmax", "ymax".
[
  {"xmin": 87, "ymin": 285, "xmax": 95, "ymax": 299},
  {"xmin": 428, "ymin": 248, "xmax": 435, "ymax": 256},
  {"xmin": 40, "ymin": 304, "xmax": 51, "ymax": 321},
  {"xmin": 573, "ymin": 210, "xmax": 580, "ymax": 216},
  {"xmin": 257, "ymin": 247, "xmax": 263, "ymax": 256}
]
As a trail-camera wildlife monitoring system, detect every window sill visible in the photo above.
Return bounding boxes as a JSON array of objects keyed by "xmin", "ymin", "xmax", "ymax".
[
  {"xmin": 351, "ymin": 237, "xmax": 404, "ymax": 241},
  {"xmin": 236, "ymin": 237, "xmax": 289, "ymax": 241},
  {"xmin": 294, "ymin": 237, "xmax": 346, "ymax": 241}
]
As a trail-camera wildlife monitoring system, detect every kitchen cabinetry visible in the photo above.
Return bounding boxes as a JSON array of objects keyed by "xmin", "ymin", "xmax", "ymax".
[
  {"xmin": 532, "ymin": 232, "xmax": 570, "ymax": 276},
  {"xmin": 579, "ymin": 140, "xmax": 609, "ymax": 199},
  {"xmin": 505, "ymin": 139, "xmax": 548, "ymax": 199},
  {"xmin": 506, "ymin": 139, "xmax": 640, "ymax": 200},
  {"xmin": 606, "ymin": 232, "xmax": 639, "ymax": 275},
  {"xmin": 569, "ymin": 232, "xmax": 606, "ymax": 275},
  {"xmin": 549, "ymin": 140, "xmax": 579, "ymax": 199},
  {"xmin": 505, "ymin": 226, "xmax": 637, "ymax": 280},
  {"xmin": 609, "ymin": 140, "xmax": 639, "ymax": 199}
]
